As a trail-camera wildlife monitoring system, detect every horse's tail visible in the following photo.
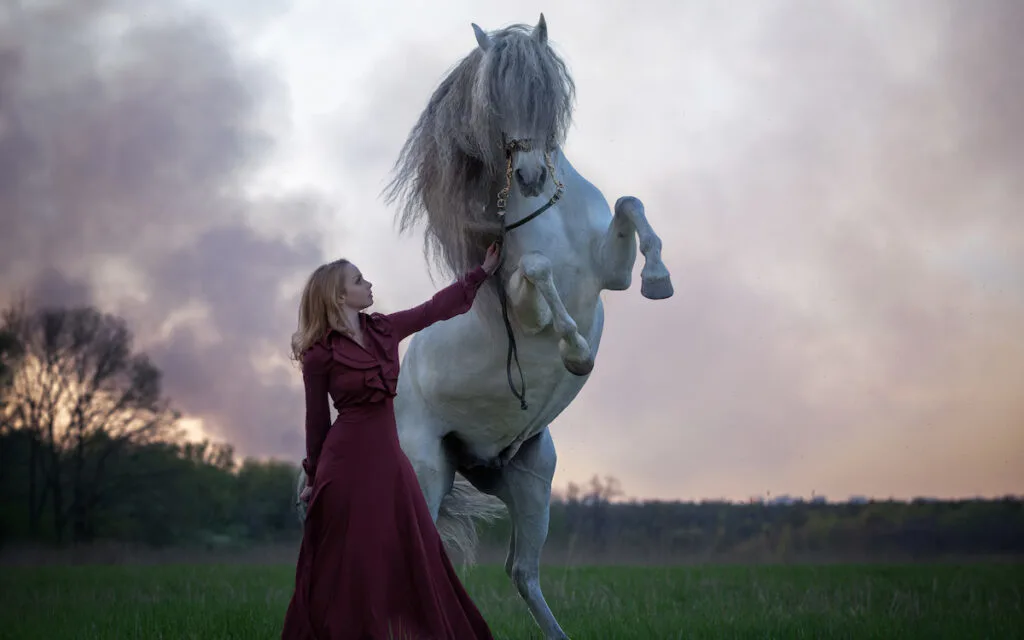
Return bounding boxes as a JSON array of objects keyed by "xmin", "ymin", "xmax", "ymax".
[
  {"xmin": 295, "ymin": 467, "xmax": 310, "ymax": 523},
  {"xmin": 436, "ymin": 475, "xmax": 506, "ymax": 565}
]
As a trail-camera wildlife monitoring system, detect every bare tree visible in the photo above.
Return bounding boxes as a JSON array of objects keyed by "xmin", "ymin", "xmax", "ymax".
[
  {"xmin": 0, "ymin": 330, "xmax": 20, "ymax": 393},
  {"xmin": 1, "ymin": 303, "xmax": 180, "ymax": 542},
  {"xmin": 0, "ymin": 327, "xmax": 25, "ymax": 492}
]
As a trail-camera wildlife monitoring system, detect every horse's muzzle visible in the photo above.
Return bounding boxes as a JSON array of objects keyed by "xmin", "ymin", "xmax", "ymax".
[{"xmin": 515, "ymin": 166, "xmax": 548, "ymax": 198}]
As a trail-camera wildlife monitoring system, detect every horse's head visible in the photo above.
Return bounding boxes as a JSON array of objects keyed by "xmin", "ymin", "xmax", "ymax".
[
  {"xmin": 470, "ymin": 15, "xmax": 575, "ymax": 199},
  {"xmin": 385, "ymin": 14, "xmax": 576, "ymax": 277}
]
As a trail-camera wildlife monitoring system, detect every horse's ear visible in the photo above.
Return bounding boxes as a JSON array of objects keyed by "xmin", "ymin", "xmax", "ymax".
[
  {"xmin": 472, "ymin": 23, "xmax": 491, "ymax": 51},
  {"xmin": 534, "ymin": 13, "xmax": 548, "ymax": 45}
]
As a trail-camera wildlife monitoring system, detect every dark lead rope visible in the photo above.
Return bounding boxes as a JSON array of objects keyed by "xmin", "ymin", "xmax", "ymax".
[
  {"xmin": 502, "ymin": 195, "xmax": 560, "ymax": 232},
  {"xmin": 493, "ymin": 144, "xmax": 564, "ymax": 411},
  {"xmin": 494, "ymin": 264, "xmax": 528, "ymax": 411}
]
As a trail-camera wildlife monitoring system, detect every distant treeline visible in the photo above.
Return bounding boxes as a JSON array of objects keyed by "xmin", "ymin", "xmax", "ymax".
[
  {"xmin": 480, "ymin": 476, "xmax": 1024, "ymax": 562},
  {"xmin": 1, "ymin": 303, "xmax": 1022, "ymax": 561}
]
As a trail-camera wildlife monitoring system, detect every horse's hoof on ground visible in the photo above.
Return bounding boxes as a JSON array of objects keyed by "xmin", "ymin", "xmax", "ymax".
[{"xmin": 641, "ymin": 275, "xmax": 674, "ymax": 300}]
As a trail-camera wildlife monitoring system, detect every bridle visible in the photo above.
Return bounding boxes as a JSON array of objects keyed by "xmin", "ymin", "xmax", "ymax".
[
  {"xmin": 493, "ymin": 135, "xmax": 565, "ymax": 411},
  {"xmin": 495, "ymin": 137, "xmax": 564, "ymax": 226}
]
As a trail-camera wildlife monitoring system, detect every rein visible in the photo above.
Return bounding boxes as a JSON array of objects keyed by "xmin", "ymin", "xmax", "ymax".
[{"xmin": 493, "ymin": 137, "xmax": 564, "ymax": 411}]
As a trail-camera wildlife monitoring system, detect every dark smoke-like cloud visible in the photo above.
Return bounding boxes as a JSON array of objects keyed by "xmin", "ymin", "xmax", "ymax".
[
  {"xmin": 3, "ymin": 0, "xmax": 1021, "ymax": 500},
  {"xmin": 0, "ymin": 1, "xmax": 328, "ymax": 457}
]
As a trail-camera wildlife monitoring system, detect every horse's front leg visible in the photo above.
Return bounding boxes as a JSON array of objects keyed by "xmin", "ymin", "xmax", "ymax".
[
  {"xmin": 598, "ymin": 196, "xmax": 674, "ymax": 299},
  {"xmin": 506, "ymin": 259, "xmax": 553, "ymax": 336},
  {"xmin": 505, "ymin": 251, "xmax": 594, "ymax": 376}
]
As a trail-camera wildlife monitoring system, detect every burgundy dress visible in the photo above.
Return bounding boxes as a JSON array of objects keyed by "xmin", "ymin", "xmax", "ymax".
[{"xmin": 281, "ymin": 266, "xmax": 494, "ymax": 640}]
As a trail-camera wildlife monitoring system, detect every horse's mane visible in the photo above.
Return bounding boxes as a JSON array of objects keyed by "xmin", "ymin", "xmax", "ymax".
[{"xmin": 384, "ymin": 22, "xmax": 575, "ymax": 278}]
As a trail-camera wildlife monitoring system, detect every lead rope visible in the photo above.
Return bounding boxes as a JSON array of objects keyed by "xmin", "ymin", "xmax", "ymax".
[
  {"xmin": 493, "ymin": 146, "xmax": 564, "ymax": 411},
  {"xmin": 494, "ymin": 150, "xmax": 528, "ymax": 410},
  {"xmin": 494, "ymin": 260, "xmax": 528, "ymax": 411}
]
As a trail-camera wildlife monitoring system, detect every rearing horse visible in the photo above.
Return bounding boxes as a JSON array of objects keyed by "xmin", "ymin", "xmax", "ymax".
[{"xmin": 309, "ymin": 15, "xmax": 673, "ymax": 639}]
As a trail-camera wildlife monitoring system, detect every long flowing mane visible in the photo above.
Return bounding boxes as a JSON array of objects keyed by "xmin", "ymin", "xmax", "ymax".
[{"xmin": 384, "ymin": 22, "xmax": 575, "ymax": 278}]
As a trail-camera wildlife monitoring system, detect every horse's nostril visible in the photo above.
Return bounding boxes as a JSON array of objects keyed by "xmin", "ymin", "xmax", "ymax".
[{"xmin": 515, "ymin": 168, "xmax": 546, "ymax": 188}]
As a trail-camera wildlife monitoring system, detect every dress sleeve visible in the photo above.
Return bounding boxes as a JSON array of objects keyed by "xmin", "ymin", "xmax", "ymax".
[
  {"xmin": 300, "ymin": 345, "xmax": 331, "ymax": 484},
  {"xmin": 385, "ymin": 266, "xmax": 489, "ymax": 342}
]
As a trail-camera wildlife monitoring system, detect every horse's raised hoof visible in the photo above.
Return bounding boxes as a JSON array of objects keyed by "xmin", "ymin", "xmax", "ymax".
[
  {"xmin": 558, "ymin": 337, "xmax": 594, "ymax": 376},
  {"xmin": 562, "ymin": 356, "xmax": 594, "ymax": 377},
  {"xmin": 641, "ymin": 275, "xmax": 674, "ymax": 300}
]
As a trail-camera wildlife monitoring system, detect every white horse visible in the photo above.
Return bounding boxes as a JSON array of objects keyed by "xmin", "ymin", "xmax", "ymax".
[{"xmin": 300, "ymin": 15, "xmax": 672, "ymax": 639}]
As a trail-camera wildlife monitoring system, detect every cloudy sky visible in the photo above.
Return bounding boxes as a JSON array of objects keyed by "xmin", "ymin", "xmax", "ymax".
[{"xmin": 2, "ymin": 0, "xmax": 1021, "ymax": 502}]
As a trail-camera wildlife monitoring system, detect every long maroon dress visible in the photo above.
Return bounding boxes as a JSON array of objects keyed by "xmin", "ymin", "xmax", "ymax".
[{"xmin": 281, "ymin": 266, "xmax": 494, "ymax": 640}]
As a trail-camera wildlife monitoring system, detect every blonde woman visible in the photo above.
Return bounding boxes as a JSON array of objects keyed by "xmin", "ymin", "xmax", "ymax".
[{"xmin": 281, "ymin": 243, "xmax": 501, "ymax": 639}]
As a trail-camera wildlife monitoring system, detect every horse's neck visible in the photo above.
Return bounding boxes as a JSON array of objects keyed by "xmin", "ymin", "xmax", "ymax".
[
  {"xmin": 554, "ymin": 148, "xmax": 578, "ymax": 177},
  {"xmin": 551, "ymin": 150, "xmax": 600, "ymax": 217},
  {"xmin": 552, "ymin": 148, "xmax": 583, "ymax": 195}
]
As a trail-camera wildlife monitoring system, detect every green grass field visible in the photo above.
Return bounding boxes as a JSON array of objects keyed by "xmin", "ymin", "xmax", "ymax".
[{"xmin": 1, "ymin": 563, "xmax": 1021, "ymax": 639}]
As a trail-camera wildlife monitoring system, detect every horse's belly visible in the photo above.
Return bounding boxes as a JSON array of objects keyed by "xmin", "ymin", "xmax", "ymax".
[
  {"xmin": 396, "ymin": 298, "xmax": 604, "ymax": 457},
  {"xmin": 424, "ymin": 356, "xmax": 590, "ymax": 455}
]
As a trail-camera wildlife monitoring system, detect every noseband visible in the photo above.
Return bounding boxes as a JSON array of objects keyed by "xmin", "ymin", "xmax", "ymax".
[{"xmin": 493, "ymin": 135, "xmax": 566, "ymax": 411}]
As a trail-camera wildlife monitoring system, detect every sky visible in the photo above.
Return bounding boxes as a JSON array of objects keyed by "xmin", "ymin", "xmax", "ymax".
[{"xmin": 1, "ymin": 0, "xmax": 1021, "ymax": 502}]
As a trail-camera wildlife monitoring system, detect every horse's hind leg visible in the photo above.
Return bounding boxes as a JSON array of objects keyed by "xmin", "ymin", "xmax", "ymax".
[{"xmin": 462, "ymin": 427, "xmax": 568, "ymax": 640}]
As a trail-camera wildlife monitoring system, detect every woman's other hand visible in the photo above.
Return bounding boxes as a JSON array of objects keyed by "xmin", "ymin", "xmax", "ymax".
[{"xmin": 482, "ymin": 242, "xmax": 502, "ymax": 275}]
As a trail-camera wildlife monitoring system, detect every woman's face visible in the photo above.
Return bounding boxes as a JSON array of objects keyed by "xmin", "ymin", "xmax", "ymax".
[{"xmin": 341, "ymin": 263, "xmax": 373, "ymax": 310}]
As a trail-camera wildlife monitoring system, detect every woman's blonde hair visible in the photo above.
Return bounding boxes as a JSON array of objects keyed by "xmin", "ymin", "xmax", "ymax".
[{"xmin": 290, "ymin": 259, "xmax": 355, "ymax": 362}]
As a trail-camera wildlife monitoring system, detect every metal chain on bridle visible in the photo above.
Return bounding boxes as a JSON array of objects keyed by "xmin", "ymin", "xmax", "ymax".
[{"xmin": 492, "ymin": 136, "xmax": 565, "ymax": 411}]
